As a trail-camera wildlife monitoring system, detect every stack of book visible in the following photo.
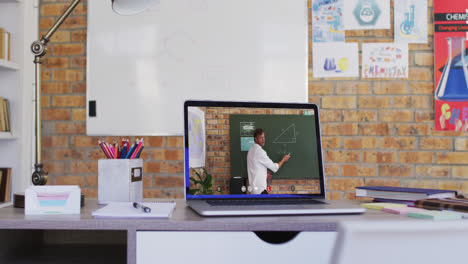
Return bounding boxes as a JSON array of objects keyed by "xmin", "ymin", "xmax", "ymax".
[
  {"xmin": 0, "ymin": 168, "xmax": 11, "ymax": 203},
  {"xmin": 355, "ymin": 186, "xmax": 457, "ymax": 205},
  {"xmin": 0, "ymin": 97, "xmax": 10, "ymax": 132},
  {"xmin": 414, "ymin": 198, "xmax": 468, "ymax": 213},
  {"xmin": 0, "ymin": 27, "xmax": 11, "ymax": 61}
]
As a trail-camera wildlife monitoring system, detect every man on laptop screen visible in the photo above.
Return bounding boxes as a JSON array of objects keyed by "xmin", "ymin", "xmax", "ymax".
[
  {"xmin": 247, "ymin": 128, "xmax": 291, "ymax": 194},
  {"xmin": 184, "ymin": 101, "xmax": 364, "ymax": 216}
]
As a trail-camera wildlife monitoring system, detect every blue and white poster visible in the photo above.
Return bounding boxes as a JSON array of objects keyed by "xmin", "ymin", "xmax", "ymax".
[
  {"xmin": 312, "ymin": 0, "xmax": 344, "ymax": 42},
  {"xmin": 344, "ymin": 0, "xmax": 390, "ymax": 30},
  {"xmin": 394, "ymin": 0, "xmax": 428, "ymax": 43}
]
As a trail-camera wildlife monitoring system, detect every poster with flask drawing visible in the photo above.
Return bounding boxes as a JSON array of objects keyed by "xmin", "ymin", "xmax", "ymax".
[
  {"xmin": 394, "ymin": 0, "xmax": 427, "ymax": 43},
  {"xmin": 344, "ymin": 0, "xmax": 390, "ymax": 30},
  {"xmin": 361, "ymin": 43, "xmax": 408, "ymax": 79},
  {"xmin": 312, "ymin": 42, "xmax": 359, "ymax": 78},
  {"xmin": 312, "ymin": 0, "xmax": 344, "ymax": 42},
  {"xmin": 434, "ymin": 0, "xmax": 468, "ymax": 131}
]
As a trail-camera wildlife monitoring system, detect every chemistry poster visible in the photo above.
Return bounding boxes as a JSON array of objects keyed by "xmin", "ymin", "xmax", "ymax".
[
  {"xmin": 312, "ymin": 0, "xmax": 344, "ymax": 42},
  {"xmin": 394, "ymin": 0, "xmax": 427, "ymax": 43},
  {"xmin": 312, "ymin": 42, "xmax": 359, "ymax": 78},
  {"xmin": 344, "ymin": 0, "xmax": 390, "ymax": 30},
  {"xmin": 434, "ymin": 0, "xmax": 468, "ymax": 131},
  {"xmin": 362, "ymin": 43, "xmax": 408, "ymax": 79}
]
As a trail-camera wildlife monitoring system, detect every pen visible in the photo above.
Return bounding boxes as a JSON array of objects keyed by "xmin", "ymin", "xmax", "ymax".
[
  {"xmin": 135, "ymin": 144, "xmax": 145, "ymax": 158},
  {"xmin": 125, "ymin": 143, "xmax": 136, "ymax": 159},
  {"xmin": 105, "ymin": 142, "xmax": 115, "ymax": 159},
  {"xmin": 133, "ymin": 202, "xmax": 151, "ymax": 213},
  {"xmin": 113, "ymin": 142, "xmax": 118, "ymax": 159},
  {"xmin": 98, "ymin": 140, "xmax": 110, "ymax": 158},
  {"xmin": 97, "ymin": 138, "xmax": 145, "ymax": 159},
  {"xmin": 130, "ymin": 140, "xmax": 143, "ymax": 159}
]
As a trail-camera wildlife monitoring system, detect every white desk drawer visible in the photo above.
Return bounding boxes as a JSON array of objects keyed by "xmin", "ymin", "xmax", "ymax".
[{"xmin": 137, "ymin": 231, "xmax": 336, "ymax": 264}]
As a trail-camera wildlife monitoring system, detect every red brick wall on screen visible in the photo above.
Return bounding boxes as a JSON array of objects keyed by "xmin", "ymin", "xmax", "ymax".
[{"xmin": 190, "ymin": 107, "xmax": 320, "ymax": 194}]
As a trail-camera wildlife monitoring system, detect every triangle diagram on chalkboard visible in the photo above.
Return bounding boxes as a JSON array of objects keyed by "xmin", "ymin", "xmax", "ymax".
[{"xmin": 273, "ymin": 124, "xmax": 296, "ymax": 144}]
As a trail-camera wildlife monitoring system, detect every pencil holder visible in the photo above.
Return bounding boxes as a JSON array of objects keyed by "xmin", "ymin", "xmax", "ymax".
[{"xmin": 98, "ymin": 159, "xmax": 143, "ymax": 204}]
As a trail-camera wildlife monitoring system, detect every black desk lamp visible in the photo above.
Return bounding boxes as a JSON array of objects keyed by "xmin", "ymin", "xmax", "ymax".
[{"xmin": 30, "ymin": 0, "xmax": 158, "ymax": 185}]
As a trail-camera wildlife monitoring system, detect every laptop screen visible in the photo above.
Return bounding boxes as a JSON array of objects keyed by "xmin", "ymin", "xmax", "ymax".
[{"xmin": 184, "ymin": 101, "xmax": 325, "ymax": 199}]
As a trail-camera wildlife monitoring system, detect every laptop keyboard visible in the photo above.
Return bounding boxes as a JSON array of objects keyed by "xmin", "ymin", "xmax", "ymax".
[{"xmin": 206, "ymin": 199, "xmax": 325, "ymax": 206}]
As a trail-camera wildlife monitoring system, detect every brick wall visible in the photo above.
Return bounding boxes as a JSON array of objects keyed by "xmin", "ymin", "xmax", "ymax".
[{"xmin": 40, "ymin": 0, "xmax": 468, "ymax": 200}]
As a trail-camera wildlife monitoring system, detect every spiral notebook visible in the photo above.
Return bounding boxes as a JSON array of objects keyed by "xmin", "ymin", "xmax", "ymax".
[{"xmin": 92, "ymin": 201, "xmax": 176, "ymax": 218}]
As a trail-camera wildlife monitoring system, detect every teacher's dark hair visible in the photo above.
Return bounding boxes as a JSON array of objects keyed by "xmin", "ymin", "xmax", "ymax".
[{"xmin": 253, "ymin": 128, "xmax": 264, "ymax": 138}]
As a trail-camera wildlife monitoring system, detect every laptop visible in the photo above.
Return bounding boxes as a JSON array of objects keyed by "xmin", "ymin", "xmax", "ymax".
[{"xmin": 184, "ymin": 100, "xmax": 365, "ymax": 216}]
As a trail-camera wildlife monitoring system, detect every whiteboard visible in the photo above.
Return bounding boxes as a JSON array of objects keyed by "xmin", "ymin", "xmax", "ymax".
[{"xmin": 87, "ymin": 0, "xmax": 308, "ymax": 136}]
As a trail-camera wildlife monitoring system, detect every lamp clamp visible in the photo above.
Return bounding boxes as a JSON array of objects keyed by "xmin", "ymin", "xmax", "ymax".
[
  {"xmin": 31, "ymin": 39, "xmax": 47, "ymax": 58},
  {"xmin": 32, "ymin": 164, "xmax": 48, "ymax": 186}
]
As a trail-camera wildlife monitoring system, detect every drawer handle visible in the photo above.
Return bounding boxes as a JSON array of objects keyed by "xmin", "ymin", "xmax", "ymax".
[{"xmin": 254, "ymin": 231, "xmax": 300, "ymax": 244}]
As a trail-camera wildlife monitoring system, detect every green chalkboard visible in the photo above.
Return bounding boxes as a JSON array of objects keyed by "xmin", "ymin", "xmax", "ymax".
[{"xmin": 229, "ymin": 114, "xmax": 321, "ymax": 179}]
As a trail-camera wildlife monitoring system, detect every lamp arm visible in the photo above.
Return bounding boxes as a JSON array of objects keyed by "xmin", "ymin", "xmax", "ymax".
[
  {"xmin": 43, "ymin": 0, "xmax": 82, "ymax": 44},
  {"xmin": 30, "ymin": 0, "xmax": 81, "ymax": 185},
  {"xmin": 31, "ymin": 0, "xmax": 81, "ymax": 57}
]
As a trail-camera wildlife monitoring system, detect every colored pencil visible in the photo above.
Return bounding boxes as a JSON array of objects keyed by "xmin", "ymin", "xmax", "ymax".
[
  {"xmin": 130, "ymin": 140, "xmax": 143, "ymax": 159},
  {"xmin": 98, "ymin": 138, "xmax": 145, "ymax": 159}
]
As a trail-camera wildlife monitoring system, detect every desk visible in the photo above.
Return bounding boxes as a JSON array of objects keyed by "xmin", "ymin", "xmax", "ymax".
[{"xmin": 0, "ymin": 199, "xmax": 427, "ymax": 264}]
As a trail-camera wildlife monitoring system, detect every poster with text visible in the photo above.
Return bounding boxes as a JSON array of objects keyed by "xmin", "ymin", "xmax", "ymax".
[
  {"xmin": 394, "ymin": 0, "xmax": 428, "ymax": 43},
  {"xmin": 312, "ymin": 0, "xmax": 344, "ymax": 42},
  {"xmin": 434, "ymin": 0, "xmax": 468, "ymax": 131},
  {"xmin": 344, "ymin": 0, "xmax": 390, "ymax": 30},
  {"xmin": 312, "ymin": 42, "xmax": 359, "ymax": 78},
  {"xmin": 362, "ymin": 43, "xmax": 408, "ymax": 79}
]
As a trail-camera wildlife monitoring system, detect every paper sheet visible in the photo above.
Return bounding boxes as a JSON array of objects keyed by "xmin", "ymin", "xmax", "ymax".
[
  {"xmin": 344, "ymin": 0, "xmax": 390, "ymax": 30},
  {"xmin": 312, "ymin": 0, "xmax": 345, "ymax": 42},
  {"xmin": 394, "ymin": 0, "xmax": 428, "ymax": 43},
  {"xmin": 362, "ymin": 43, "xmax": 409, "ymax": 79},
  {"xmin": 312, "ymin": 42, "xmax": 359, "ymax": 78},
  {"xmin": 92, "ymin": 202, "xmax": 176, "ymax": 218}
]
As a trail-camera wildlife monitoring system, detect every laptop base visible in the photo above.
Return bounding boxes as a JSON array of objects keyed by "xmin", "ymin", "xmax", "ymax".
[{"xmin": 187, "ymin": 200, "xmax": 365, "ymax": 216}]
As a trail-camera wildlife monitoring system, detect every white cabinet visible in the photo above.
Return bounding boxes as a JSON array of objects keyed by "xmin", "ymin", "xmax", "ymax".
[
  {"xmin": 136, "ymin": 231, "xmax": 336, "ymax": 264},
  {"xmin": 0, "ymin": 0, "xmax": 37, "ymax": 204}
]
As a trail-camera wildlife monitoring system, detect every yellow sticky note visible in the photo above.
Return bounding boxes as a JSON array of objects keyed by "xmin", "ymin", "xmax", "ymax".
[{"xmin": 360, "ymin": 203, "xmax": 407, "ymax": 210}]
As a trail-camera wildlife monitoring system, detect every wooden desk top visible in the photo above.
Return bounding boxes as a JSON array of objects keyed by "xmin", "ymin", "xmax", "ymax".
[{"xmin": 0, "ymin": 199, "xmax": 422, "ymax": 232}]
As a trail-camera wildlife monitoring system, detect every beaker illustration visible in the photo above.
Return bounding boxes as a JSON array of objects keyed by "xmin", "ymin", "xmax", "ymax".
[
  {"xmin": 400, "ymin": 4, "xmax": 415, "ymax": 35},
  {"xmin": 324, "ymin": 57, "xmax": 336, "ymax": 71},
  {"xmin": 435, "ymin": 37, "xmax": 468, "ymax": 101},
  {"xmin": 359, "ymin": 3, "xmax": 375, "ymax": 23}
]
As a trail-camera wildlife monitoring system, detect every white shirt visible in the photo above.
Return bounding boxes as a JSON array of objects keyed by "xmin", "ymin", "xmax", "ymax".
[{"xmin": 246, "ymin": 144, "xmax": 279, "ymax": 194}]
